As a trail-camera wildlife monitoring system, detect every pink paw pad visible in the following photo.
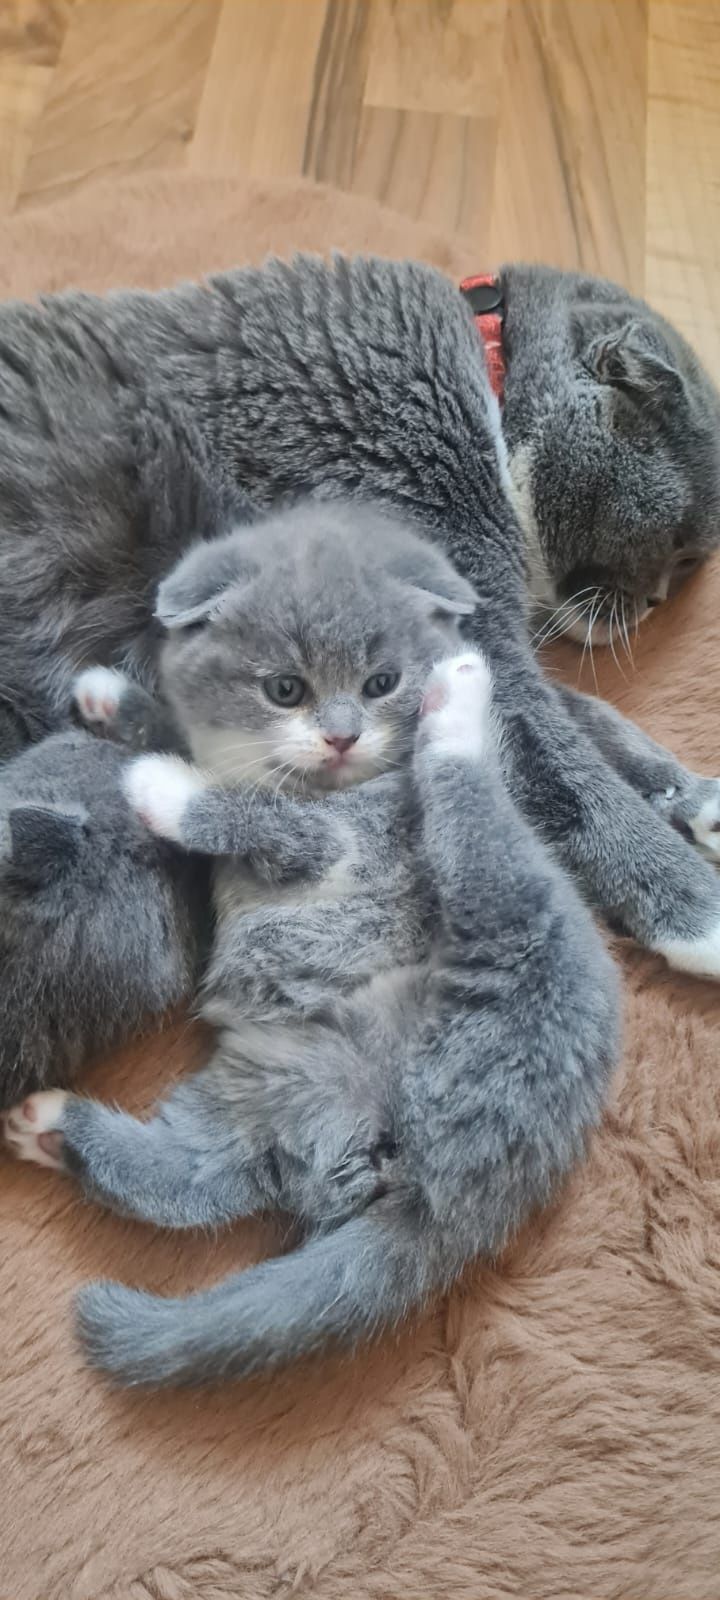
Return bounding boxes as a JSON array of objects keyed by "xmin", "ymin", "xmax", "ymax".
[
  {"xmin": 73, "ymin": 668, "xmax": 127, "ymax": 727},
  {"xmin": 420, "ymin": 684, "xmax": 448, "ymax": 717},
  {"xmin": 2, "ymin": 1089, "xmax": 69, "ymax": 1171}
]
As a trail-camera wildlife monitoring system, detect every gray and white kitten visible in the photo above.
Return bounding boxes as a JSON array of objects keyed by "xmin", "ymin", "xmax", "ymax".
[
  {"xmin": 4, "ymin": 507, "xmax": 619, "ymax": 1386},
  {"xmin": 0, "ymin": 696, "xmax": 206, "ymax": 1110},
  {"xmin": 0, "ymin": 258, "xmax": 718, "ymax": 974}
]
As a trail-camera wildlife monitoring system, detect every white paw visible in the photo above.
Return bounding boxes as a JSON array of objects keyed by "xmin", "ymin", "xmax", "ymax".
[
  {"xmin": 2, "ymin": 1089, "xmax": 69, "ymax": 1170},
  {"xmin": 655, "ymin": 918, "xmax": 720, "ymax": 980},
  {"xmin": 123, "ymin": 753, "xmax": 207, "ymax": 842},
  {"xmin": 74, "ymin": 666, "xmax": 130, "ymax": 727},
  {"xmin": 419, "ymin": 652, "xmax": 493, "ymax": 761},
  {"xmin": 688, "ymin": 784, "xmax": 720, "ymax": 861}
]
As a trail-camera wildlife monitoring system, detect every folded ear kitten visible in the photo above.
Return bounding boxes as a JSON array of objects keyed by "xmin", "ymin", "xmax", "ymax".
[{"xmin": 4, "ymin": 503, "xmax": 620, "ymax": 1388}]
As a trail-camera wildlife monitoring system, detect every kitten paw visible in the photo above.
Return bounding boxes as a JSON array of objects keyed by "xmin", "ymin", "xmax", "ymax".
[
  {"xmin": 654, "ymin": 919, "xmax": 720, "ymax": 980},
  {"xmin": 687, "ymin": 783, "xmax": 720, "ymax": 861},
  {"xmin": 74, "ymin": 666, "xmax": 131, "ymax": 727},
  {"xmin": 124, "ymin": 752, "xmax": 207, "ymax": 842},
  {"xmin": 419, "ymin": 652, "xmax": 493, "ymax": 761},
  {"xmin": 2, "ymin": 1090, "xmax": 69, "ymax": 1170}
]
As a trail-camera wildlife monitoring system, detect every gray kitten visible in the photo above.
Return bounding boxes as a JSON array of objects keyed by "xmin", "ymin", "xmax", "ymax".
[
  {"xmin": 0, "ymin": 687, "xmax": 206, "ymax": 1110},
  {"xmin": 4, "ymin": 506, "xmax": 619, "ymax": 1386},
  {"xmin": 0, "ymin": 258, "xmax": 717, "ymax": 976}
]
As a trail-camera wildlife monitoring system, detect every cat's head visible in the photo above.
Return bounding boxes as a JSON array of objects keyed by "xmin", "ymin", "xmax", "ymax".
[
  {"xmin": 155, "ymin": 501, "xmax": 475, "ymax": 792},
  {"xmin": 502, "ymin": 267, "xmax": 720, "ymax": 647}
]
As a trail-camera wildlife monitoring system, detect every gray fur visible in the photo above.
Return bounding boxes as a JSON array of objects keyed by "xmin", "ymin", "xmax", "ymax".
[
  {"xmin": 501, "ymin": 265, "xmax": 720, "ymax": 621},
  {"xmin": 0, "ymin": 701, "xmax": 206, "ymax": 1110},
  {"xmin": 155, "ymin": 499, "xmax": 720, "ymax": 965},
  {"xmin": 0, "ymin": 255, "xmax": 716, "ymax": 962},
  {"xmin": 157, "ymin": 500, "xmax": 478, "ymax": 792},
  {"xmin": 38, "ymin": 512, "xmax": 619, "ymax": 1385}
]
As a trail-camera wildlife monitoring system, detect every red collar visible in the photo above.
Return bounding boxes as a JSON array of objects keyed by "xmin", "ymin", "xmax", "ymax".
[{"xmin": 459, "ymin": 274, "xmax": 505, "ymax": 404}]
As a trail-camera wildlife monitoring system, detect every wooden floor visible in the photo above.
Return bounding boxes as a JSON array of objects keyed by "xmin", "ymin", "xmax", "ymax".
[{"xmin": 1, "ymin": 0, "xmax": 719, "ymax": 377}]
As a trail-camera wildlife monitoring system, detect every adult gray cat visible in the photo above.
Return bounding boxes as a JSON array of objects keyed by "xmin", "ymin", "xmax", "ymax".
[
  {"xmin": 4, "ymin": 508, "xmax": 619, "ymax": 1386},
  {"xmin": 0, "ymin": 683, "xmax": 206, "ymax": 1110},
  {"xmin": 0, "ymin": 256, "xmax": 718, "ymax": 975}
]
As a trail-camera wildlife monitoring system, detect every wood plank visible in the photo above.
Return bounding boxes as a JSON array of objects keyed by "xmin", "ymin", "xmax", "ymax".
[
  {"xmin": 365, "ymin": 0, "xmax": 506, "ymax": 117},
  {"xmin": 189, "ymin": 0, "xmax": 328, "ymax": 180},
  {"xmin": 349, "ymin": 105, "xmax": 496, "ymax": 245},
  {"xmin": 192, "ymin": 0, "xmax": 376, "ymax": 189},
  {"xmin": 18, "ymin": 0, "xmax": 221, "ymax": 209},
  {"xmin": 0, "ymin": 58, "xmax": 51, "ymax": 211},
  {"xmin": 0, "ymin": 0, "xmax": 71, "ymax": 210},
  {"xmin": 303, "ymin": 0, "xmax": 373, "ymax": 189},
  {"xmin": 646, "ymin": 0, "xmax": 720, "ymax": 383},
  {"xmin": 490, "ymin": 0, "xmax": 647, "ymax": 290},
  {"xmin": 342, "ymin": 0, "xmax": 503, "ymax": 239},
  {"xmin": 0, "ymin": 0, "xmax": 71, "ymax": 66}
]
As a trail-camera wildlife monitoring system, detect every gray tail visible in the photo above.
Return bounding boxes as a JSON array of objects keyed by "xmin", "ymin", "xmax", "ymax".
[{"xmin": 75, "ymin": 1199, "xmax": 454, "ymax": 1388}]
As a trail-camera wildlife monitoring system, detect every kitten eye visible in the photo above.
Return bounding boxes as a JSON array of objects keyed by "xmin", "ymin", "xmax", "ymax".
[
  {"xmin": 363, "ymin": 670, "xmax": 400, "ymax": 699},
  {"xmin": 263, "ymin": 674, "xmax": 307, "ymax": 708}
]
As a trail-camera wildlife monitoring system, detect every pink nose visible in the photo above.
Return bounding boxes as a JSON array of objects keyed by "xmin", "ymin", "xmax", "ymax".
[{"xmin": 323, "ymin": 733, "xmax": 359, "ymax": 755}]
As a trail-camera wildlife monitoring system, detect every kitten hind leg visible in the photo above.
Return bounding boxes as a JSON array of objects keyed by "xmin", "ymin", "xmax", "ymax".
[
  {"xmin": 556, "ymin": 684, "xmax": 720, "ymax": 856},
  {"xmin": 407, "ymin": 653, "xmax": 619, "ymax": 1246},
  {"xmin": 2, "ymin": 1081, "xmax": 271, "ymax": 1228}
]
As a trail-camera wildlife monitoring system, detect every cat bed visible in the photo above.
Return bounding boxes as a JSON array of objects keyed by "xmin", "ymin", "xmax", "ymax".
[{"xmin": 2, "ymin": 173, "xmax": 719, "ymax": 1600}]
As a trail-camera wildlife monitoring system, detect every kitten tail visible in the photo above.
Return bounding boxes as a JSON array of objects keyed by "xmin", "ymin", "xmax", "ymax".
[{"xmin": 75, "ymin": 1198, "xmax": 458, "ymax": 1388}]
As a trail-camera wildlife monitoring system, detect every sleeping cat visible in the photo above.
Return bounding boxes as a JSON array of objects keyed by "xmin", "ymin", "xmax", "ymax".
[
  {"xmin": 0, "ymin": 687, "xmax": 206, "ymax": 1110},
  {"xmin": 0, "ymin": 259, "xmax": 717, "ymax": 978},
  {"xmin": 3, "ymin": 507, "xmax": 619, "ymax": 1386}
]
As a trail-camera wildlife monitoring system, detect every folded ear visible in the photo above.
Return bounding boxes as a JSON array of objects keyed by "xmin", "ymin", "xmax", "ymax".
[
  {"xmin": 7, "ymin": 804, "xmax": 89, "ymax": 887},
  {"xmin": 585, "ymin": 320, "xmax": 685, "ymax": 407},
  {"xmin": 155, "ymin": 534, "xmax": 259, "ymax": 631},
  {"xmin": 387, "ymin": 545, "xmax": 477, "ymax": 620}
]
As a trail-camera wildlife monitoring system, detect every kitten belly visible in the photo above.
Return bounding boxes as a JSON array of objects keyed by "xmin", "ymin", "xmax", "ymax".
[
  {"xmin": 211, "ymin": 852, "xmax": 358, "ymax": 918},
  {"xmin": 204, "ymin": 857, "xmax": 423, "ymax": 1026}
]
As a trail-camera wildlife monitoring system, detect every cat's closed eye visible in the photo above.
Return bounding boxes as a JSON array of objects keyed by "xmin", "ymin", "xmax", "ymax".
[{"xmin": 263, "ymin": 674, "xmax": 307, "ymax": 708}]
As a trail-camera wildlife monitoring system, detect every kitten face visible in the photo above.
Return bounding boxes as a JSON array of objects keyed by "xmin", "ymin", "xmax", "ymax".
[
  {"xmin": 182, "ymin": 637, "xmax": 422, "ymax": 793},
  {"xmin": 157, "ymin": 503, "xmax": 476, "ymax": 794}
]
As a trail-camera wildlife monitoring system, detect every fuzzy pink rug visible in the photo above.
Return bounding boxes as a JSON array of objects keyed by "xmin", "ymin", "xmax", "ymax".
[{"xmin": 1, "ymin": 174, "xmax": 719, "ymax": 1600}]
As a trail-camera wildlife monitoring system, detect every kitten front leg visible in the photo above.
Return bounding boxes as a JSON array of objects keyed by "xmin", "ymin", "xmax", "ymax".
[
  {"xmin": 2, "ymin": 1087, "xmax": 269, "ymax": 1228},
  {"xmin": 123, "ymin": 752, "xmax": 210, "ymax": 844},
  {"xmin": 485, "ymin": 639, "xmax": 720, "ymax": 979},
  {"xmin": 125, "ymin": 752, "xmax": 351, "ymax": 880},
  {"xmin": 556, "ymin": 685, "xmax": 720, "ymax": 860},
  {"xmin": 74, "ymin": 667, "xmax": 185, "ymax": 755},
  {"xmin": 413, "ymin": 650, "xmax": 617, "ymax": 992}
]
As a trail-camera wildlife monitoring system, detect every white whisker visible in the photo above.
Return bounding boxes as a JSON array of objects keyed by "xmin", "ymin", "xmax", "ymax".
[
  {"xmin": 608, "ymin": 599, "xmax": 628, "ymax": 683},
  {"xmin": 619, "ymin": 593, "xmax": 635, "ymax": 670},
  {"xmin": 532, "ymin": 592, "xmax": 598, "ymax": 652},
  {"xmin": 530, "ymin": 588, "xmax": 598, "ymax": 650},
  {"xmin": 578, "ymin": 589, "xmax": 603, "ymax": 687}
]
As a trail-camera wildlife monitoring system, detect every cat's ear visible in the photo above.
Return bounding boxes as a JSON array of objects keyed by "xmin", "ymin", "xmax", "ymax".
[
  {"xmin": 585, "ymin": 321, "xmax": 685, "ymax": 407},
  {"xmin": 155, "ymin": 534, "xmax": 258, "ymax": 631},
  {"xmin": 412, "ymin": 579, "xmax": 477, "ymax": 620},
  {"xmin": 388, "ymin": 548, "xmax": 477, "ymax": 619},
  {"xmin": 7, "ymin": 804, "xmax": 89, "ymax": 887}
]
